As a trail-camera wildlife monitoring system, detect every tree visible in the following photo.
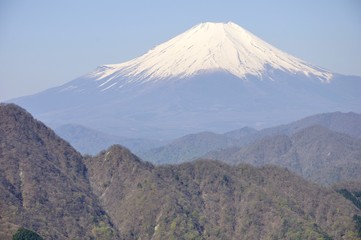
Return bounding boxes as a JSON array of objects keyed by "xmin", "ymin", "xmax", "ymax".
[
  {"xmin": 354, "ymin": 215, "xmax": 361, "ymax": 238},
  {"xmin": 12, "ymin": 227, "xmax": 43, "ymax": 240}
]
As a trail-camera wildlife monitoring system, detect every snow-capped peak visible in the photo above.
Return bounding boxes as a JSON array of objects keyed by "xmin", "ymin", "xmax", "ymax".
[{"xmin": 91, "ymin": 22, "xmax": 332, "ymax": 83}]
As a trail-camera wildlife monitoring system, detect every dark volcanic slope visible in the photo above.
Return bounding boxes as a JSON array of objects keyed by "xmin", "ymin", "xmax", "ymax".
[
  {"xmin": 85, "ymin": 145, "xmax": 361, "ymax": 240},
  {"xmin": 207, "ymin": 125, "xmax": 361, "ymax": 185},
  {"xmin": 0, "ymin": 104, "xmax": 119, "ymax": 240}
]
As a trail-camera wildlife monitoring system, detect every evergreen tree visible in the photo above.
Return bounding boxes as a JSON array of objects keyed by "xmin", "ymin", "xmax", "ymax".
[{"xmin": 13, "ymin": 228, "xmax": 43, "ymax": 240}]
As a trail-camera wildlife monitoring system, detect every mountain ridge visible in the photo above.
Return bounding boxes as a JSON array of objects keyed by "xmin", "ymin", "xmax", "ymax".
[
  {"xmin": 206, "ymin": 125, "xmax": 361, "ymax": 185},
  {"xmin": 0, "ymin": 104, "xmax": 120, "ymax": 239},
  {"xmin": 85, "ymin": 144, "xmax": 361, "ymax": 239},
  {"xmin": 1, "ymin": 104, "xmax": 361, "ymax": 239},
  {"xmin": 139, "ymin": 111, "xmax": 361, "ymax": 166},
  {"xmin": 55, "ymin": 124, "xmax": 165, "ymax": 155}
]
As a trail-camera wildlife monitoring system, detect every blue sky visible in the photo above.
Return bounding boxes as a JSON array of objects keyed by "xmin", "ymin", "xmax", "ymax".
[{"xmin": 1, "ymin": 0, "xmax": 360, "ymax": 101}]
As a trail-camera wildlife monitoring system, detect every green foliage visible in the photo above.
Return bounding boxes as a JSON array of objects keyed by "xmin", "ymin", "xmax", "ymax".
[
  {"xmin": 166, "ymin": 214, "xmax": 203, "ymax": 240},
  {"xmin": 354, "ymin": 215, "xmax": 361, "ymax": 238},
  {"xmin": 12, "ymin": 228, "xmax": 43, "ymax": 240},
  {"xmin": 92, "ymin": 221, "xmax": 114, "ymax": 240},
  {"xmin": 280, "ymin": 219, "xmax": 332, "ymax": 240}
]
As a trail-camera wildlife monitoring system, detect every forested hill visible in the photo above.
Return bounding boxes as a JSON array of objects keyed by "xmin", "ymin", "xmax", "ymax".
[{"xmin": 1, "ymin": 103, "xmax": 360, "ymax": 239}]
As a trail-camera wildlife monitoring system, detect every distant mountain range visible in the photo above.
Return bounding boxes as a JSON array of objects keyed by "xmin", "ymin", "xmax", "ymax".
[
  {"xmin": 1, "ymin": 104, "xmax": 360, "ymax": 239},
  {"xmin": 138, "ymin": 112, "xmax": 361, "ymax": 163},
  {"xmin": 54, "ymin": 111, "xmax": 361, "ymax": 158},
  {"xmin": 9, "ymin": 22, "xmax": 361, "ymax": 139},
  {"xmin": 53, "ymin": 111, "xmax": 361, "ymax": 186},
  {"xmin": 206, "ymin": 125, "xmax": 361, "ymax": 185},
  {"xmin": 55, "ymin": 124, "xmax": 165, "ymax": 155}
]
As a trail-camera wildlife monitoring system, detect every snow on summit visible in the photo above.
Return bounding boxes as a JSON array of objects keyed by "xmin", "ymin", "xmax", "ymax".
[
  {"xmin": 91, "ymin": 22, "xmax": 332, "ymax": 85},
  {"xmin": 12, "ymin": 22, "xmax": 361, "ymax": 140}
]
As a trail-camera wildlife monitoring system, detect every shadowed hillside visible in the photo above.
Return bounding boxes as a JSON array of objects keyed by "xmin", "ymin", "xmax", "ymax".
[
  {"xmin": 1, "ymin": 103, "xmax": 360, "ymax": 239},
  {"xmin": 206, "ymin": 125, "xmax": 361, "ymax": 185},
  {"xmin": 0, "ymin": 104, "xmax": 120, "ymax": 240},
  {"xmin": 139, "ymin": 112, "xmax": 361, "ymax": 167}
]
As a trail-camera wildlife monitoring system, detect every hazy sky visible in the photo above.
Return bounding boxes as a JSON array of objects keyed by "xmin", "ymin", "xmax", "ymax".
[{"xmin": 1, "ymin": 0, "xmax": 360, "ymax": 101}]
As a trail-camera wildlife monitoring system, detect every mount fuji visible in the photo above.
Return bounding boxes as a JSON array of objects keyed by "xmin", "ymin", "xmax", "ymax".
[{"xmin": 11, "ymin": 22, "xmax": 361, "ymax": 139}]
